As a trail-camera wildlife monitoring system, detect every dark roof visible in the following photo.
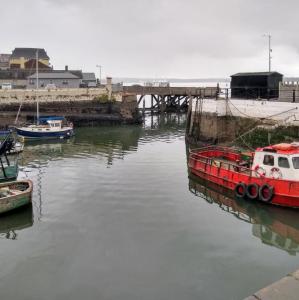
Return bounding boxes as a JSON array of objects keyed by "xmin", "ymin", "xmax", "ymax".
[
  {"xmin": 231, "ymin": 72, "xmax": 283, "ymax": 77},
  {"xmin": 11, "ymin": 48, "xmax": 49, "ymax": 60},
  {"xmin": 28, "ymin": 72, "xmax": 79, "ymax": 79}
]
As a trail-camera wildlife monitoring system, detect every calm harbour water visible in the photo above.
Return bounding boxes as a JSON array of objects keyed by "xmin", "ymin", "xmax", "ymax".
[{"xmin": 0, "ymin": 114, "xmax": 299, "ymax": 300}]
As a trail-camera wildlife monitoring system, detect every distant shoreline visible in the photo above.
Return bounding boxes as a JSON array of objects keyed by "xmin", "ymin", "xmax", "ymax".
[
  {"xmin": 113, "ymin": 77, "xmax": 298, "ymax": 83},
  {"xmin": 113, "ymin": 77, "xmax": 230, "ymax": 83}
]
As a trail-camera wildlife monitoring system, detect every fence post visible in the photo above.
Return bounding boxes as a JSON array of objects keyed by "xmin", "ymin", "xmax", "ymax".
[{"xmin": 293, "ymin": 90, "xmax": 296, "ymax": 103}]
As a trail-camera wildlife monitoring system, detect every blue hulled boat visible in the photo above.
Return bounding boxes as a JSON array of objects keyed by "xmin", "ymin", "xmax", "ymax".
[{"xmin": 16, "ymin": 117, "xmax": 74, "ymax": 140}]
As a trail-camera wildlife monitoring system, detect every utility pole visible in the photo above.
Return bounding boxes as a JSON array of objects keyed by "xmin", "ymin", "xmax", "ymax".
[
  {"xmin": 96, "ymin": 65, "xmax": 102, "ymax": 86},
  {"xmin": 263, "ymin": 34, "xmax": 272, "ymax": 72}
]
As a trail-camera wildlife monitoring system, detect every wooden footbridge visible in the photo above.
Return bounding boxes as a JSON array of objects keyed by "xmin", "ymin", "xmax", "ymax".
[{"xmin": 123, "ymin": 86, "xmax": 218, "ymax": 113}]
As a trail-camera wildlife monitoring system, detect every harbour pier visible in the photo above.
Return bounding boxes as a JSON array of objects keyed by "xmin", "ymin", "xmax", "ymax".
[{"xmin": 123, "ymin": 85, "xmax": 218, "ymax": 113}]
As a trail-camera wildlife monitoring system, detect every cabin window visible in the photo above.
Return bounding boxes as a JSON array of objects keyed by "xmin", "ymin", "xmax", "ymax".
[
  {"xmin": 292, "ymin": 157, "xmax": 299, "ymax": 169},
  {"xmin": 278, "ymin": 157, "xmax": 290, "ymax": 168},
  {"xmin": 263, "ymin": 155, "xmax": 274, "ymax": 166}
]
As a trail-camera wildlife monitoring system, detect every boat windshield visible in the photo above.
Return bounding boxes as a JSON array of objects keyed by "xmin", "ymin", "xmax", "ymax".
[{"xmin": 292, "ymin": 157, "xmax": 299, "ymax": 169}]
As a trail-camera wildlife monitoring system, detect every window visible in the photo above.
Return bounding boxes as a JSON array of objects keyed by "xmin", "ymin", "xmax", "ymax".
[
  {"xmin": 263, "ymin": 155, "xmax": 274, "ymax": 166},
  {"xmin": 293, "ymin": 157, "xmax": 299, "ymax": 169},
  {"xmin": 62, "ymin": 80, "xmax": 68, "ymax": 85},
  {"xmin": 29, "ymin": 79, "xmax": 34, "ymax": 85},
  {"xmin": 278, "ymin": 157, "xmax": 290, "ymax": 168}
]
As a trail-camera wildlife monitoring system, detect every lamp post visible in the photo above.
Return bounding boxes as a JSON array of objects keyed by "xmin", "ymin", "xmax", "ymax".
[
  {"xmin": 263, "ymin": 34, "xmax": 272, "ymax": 72},
  {"xmin": 96, "ymin": 65, "xmax": 102, "ymax": 86}
]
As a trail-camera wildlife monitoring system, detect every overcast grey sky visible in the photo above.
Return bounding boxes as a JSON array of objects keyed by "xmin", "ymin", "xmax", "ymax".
[{"xmin": 2, "ymin": 0, "xmax": 299, "ymax": 78}]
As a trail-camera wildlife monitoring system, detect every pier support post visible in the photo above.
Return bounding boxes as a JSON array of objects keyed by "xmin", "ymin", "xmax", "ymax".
[
  {"xmin": 151, "ymin": 95, "xmax": 154, "ymax": 113},
  {"xmin": 142, "ymin": 99, "xmax": 145, "ymax": 116}
]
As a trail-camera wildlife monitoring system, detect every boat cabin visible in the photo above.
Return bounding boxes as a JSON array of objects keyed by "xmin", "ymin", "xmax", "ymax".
[
  {"xmin": 252, "ymin": 144, "xmax": 299, "ymax": 180},
  {"xmin": 46, "ymin": 119, "xmax": 62, "ymax": 129},
  {"xmin": 38, "ymin": 116, "xmax": 65, "ymax": 129}
]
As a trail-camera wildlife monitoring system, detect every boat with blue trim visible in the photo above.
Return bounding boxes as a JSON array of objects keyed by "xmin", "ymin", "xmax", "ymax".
[{"xmin": 16, "ymin": 116, "xmax": 74, "ymax": 140}]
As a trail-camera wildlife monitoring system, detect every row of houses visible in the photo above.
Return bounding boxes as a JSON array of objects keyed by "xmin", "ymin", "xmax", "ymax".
[{"xmin": 0, "ymin": 48, "xmax": 97, "ymax": 89}]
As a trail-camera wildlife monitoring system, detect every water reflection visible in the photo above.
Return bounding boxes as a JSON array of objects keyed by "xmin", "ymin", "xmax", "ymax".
[
  {"xmin": 19, "ymin": 114, "xmax": 187, "ymax": 168},
  {"xmin": 0, "ymin": 204, "xmax": 33, "ymax": 240},
  {"xmin": 189, "ymin": 174, "xmax": 299, "ymax": 256}
]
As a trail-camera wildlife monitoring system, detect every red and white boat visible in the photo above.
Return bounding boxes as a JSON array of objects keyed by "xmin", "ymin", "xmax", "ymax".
[{"xmin": 188, "ymin": 143, "xmax": 299, "ymax": 208}]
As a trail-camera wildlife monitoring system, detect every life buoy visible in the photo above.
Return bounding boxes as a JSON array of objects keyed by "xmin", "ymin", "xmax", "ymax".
[
  {"xmin": 246, "ymin": 183, "xmax": 259, "ymax": 200},
  {"xmin": 235, "ymin": 183, "xmax": 247, "ymax": 198},
  {"xmin": 253, "ymin": 165, "xmax": 266, "ymax": 178},
  {"xmin": 259, "ymin": 184, "xmax": 274, "ymax": 202},
  {"xmin": 270, "ymin": 167, "xmax": 282, "ymax": 179}
]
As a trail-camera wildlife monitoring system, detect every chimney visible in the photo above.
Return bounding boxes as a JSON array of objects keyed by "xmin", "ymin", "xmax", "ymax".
[
  {"xmin": 106, "ymin": 77, "xmax": 112, "ymax": 100},
  {"xmin": 65, "ymin": 65, "xmax": 68, "ymax": 71}
]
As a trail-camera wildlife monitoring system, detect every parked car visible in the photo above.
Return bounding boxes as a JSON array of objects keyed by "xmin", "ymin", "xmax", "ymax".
[{"xmin": 45, "ymin": 83, "xmax": 56, "ymax": 89}]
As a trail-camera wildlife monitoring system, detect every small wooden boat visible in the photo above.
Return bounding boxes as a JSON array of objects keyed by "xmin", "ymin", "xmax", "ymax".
[
  {"xmin": 188, "ymin": 143, "xmax": 299, "ymax": 208},
  {"xmin": 0, "ymin": 180, "xmax": 33, "ymax": 214}
]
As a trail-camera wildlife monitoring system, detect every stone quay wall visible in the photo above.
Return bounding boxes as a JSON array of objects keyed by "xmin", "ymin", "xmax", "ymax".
[
  {"xmin": 0, "ymin": 88, "xmax": 121, "ymax": 102},
  {"xmin": 0, "ymin": 88, "xmax": 140, "ymax": 126}
]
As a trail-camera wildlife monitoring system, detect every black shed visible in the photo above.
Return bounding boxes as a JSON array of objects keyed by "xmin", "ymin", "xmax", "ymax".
[{"xmin": 230, "ymin": 72, "xmax": 283, "ymax": 99}]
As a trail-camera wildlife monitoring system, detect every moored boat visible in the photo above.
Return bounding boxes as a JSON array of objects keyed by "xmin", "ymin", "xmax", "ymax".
[
  {"xmin": 0, "ymin": 180, "xmax": 33, "ymax": 214},
  {"xmin": 14, "ymin": 50, "xmax": 74, "ymax": 140},
  {"xmin": 16, "ymin": 116, "xmax": 74, "ymax": 140},
  {"xmin": 188, "ymin": 143, "xmax": 299, "ymax": 208}
]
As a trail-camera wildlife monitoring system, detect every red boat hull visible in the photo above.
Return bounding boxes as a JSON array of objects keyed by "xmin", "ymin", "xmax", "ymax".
[{"xmin": 189, "ymin": 150, "xmax": 299, "ymax": 208}]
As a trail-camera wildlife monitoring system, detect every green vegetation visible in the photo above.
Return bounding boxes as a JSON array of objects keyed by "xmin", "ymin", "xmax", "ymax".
[
  {"xmin": 93, "ymin": 94, "xmax": 116, "ymax": 103},
  {"xmin": 237, "ymin": 126, "xmax": 299, "ymax": 149}
]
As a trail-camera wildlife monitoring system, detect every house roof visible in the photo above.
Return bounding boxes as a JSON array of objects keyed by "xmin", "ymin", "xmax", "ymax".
[
  {"xmin": 28, "ymin": 72, "xmax": 80, "ymax": 79},
  {"xmin": 82, "ymin": 72, "xmax": 96, "ymax": 81},
  {"xmin": 11, "ymin": 48, "xmax": 49, "ymax": 60},
  {"xmin": 231, "ymin": 72, "xmax": 283, "ymax": 77}
]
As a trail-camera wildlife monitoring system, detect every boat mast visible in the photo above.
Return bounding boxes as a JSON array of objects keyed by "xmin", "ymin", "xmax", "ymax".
[{"xmin": 36, "ymin": 49, "xmax": 39, "ymax": 125}]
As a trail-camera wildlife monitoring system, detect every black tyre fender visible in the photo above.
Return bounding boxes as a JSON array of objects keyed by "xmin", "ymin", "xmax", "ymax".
[
  {"xmin": 246, "ymin": 183, "xmax": 259, "ymax": 200},
  {"xmin": 234, "ymin": 182, "xmax": 247, "ymax": 198},
  {"xmin": 259, "ymin": 184, "xmax": 274, "ymax": 202}
]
